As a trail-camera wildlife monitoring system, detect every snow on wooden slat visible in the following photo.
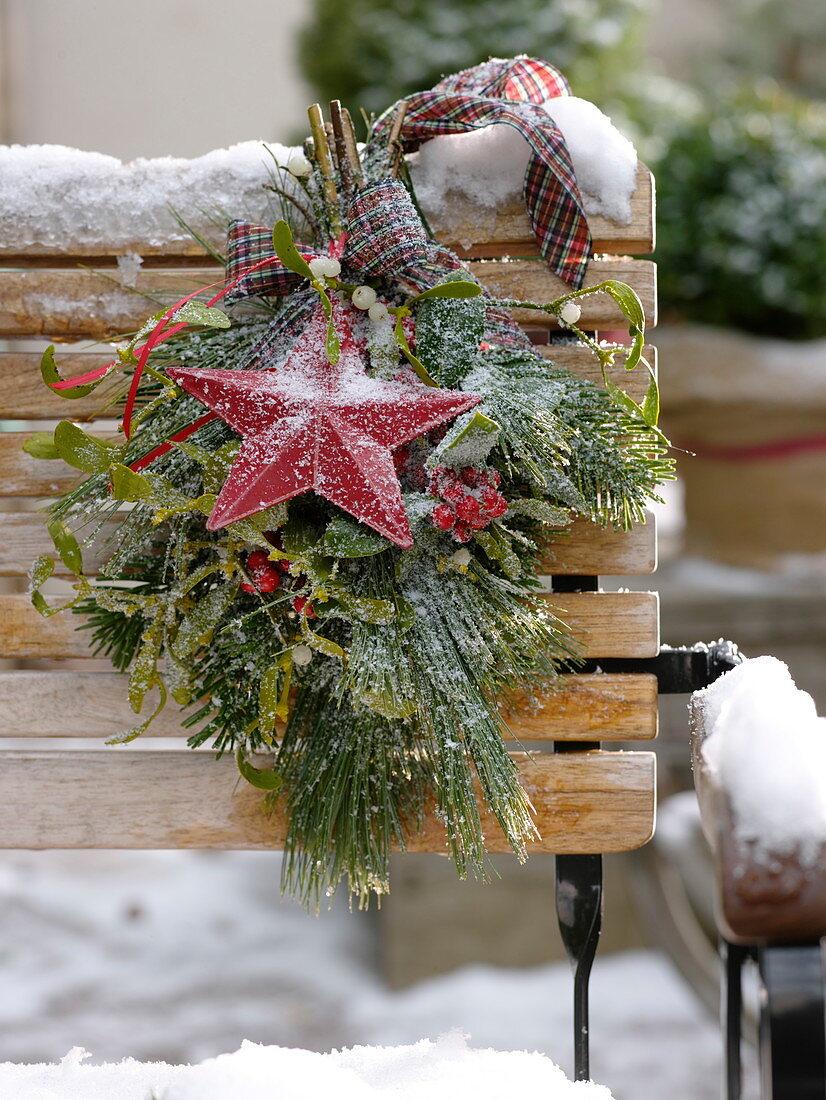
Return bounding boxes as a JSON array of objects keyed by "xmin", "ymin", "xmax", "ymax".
[
  {"xmin": 0, "ymin": 591, "xmax": 658, "ymax": 661},
  {"xmin": 0, "ymin": 259, "xmax": 656, "ymax": 339},
  {"xmin": 0, "ymin": 345, "xmax": 657, "ymax": 419},
  {"xmin": 429, "ymin": 163, "xmax": 655, "ymax": 258},
  {"xmin": 0, "ymin": 670, "xmax": 657, "ymax": 742},
  {"xmin": 0, "ymin": 512, "xmax": 656, "ymax": 577},
  {"xmin": 0, "ymin": 749, "xmax": 656, "ymax": 853},
  {"xmin": 0, "ymin": 163, "xmax": 654, "ymax": 264}
]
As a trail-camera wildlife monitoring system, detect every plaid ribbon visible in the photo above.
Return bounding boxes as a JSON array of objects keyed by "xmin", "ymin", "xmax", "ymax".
[
  {"xmin": 225, "ymin": 178, "xmax": 532, "ymax": 350},
  {"xmin": 372, "ymin": 56, "xmax": 590, "ymax": 288},
  {"xmin": 225, "ymin": 179, "xmax": 465, "ymax": 301}
]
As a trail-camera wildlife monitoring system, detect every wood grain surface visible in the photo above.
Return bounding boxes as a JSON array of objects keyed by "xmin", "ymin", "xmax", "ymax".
[
  {"xmin": 0, "ymin": 591, "xmax": 659, "ymax": 661},
  {"xmin": 0, "ymin": 259, "xmax": 656, "ymax": 339},
  {"xmin": 0, "ymin": 669, "xmax": 657, "ymax": 742},
  {"xmin": 0, "ymin": 749, "xmax": 656, "ymax": 853}
]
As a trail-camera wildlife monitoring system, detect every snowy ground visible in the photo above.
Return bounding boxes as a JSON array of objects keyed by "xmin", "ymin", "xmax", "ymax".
[{"xmin": 0, "ymin": 849, "xmax": 757, "ymax": 1098}]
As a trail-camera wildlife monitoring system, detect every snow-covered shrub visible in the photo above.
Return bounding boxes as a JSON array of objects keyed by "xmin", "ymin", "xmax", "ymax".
[
  {"xmin": 655, "ymin": 83, "xmax": 826, "ymax": 340},
  {"xmin": 299, "ymin": 0, "xmax": 649, "ymax": 123}
]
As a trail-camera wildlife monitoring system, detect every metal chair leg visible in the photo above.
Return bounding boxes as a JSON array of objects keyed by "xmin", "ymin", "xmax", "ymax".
[
  {"xmin": 757, "ymin": 942, "xmax": 825, "ymax": 1100},
  {"xmin": 722, "ymin": 940, "xmax": 751, "ymax": 1100},
  {"xmin": 555, "ymin": 852, "xmax": 603, "ymax": 1082}
]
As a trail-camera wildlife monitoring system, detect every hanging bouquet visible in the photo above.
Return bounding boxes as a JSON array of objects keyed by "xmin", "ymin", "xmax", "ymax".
[{"xmin": 28, "ymin": 58, "xmax": 670, "ymax": 907}]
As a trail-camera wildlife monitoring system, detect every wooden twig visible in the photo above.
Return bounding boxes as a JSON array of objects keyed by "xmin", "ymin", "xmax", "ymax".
[
  {"xmin": 385, "ymin": 102, "xmax": 408, "ymax": 178},
  {"xmin": 307, "ymin": 103, "xmax": 342, "ymax": 235},
  {"xmin": 329, "ymin": 100, "xmax": 364, "ymax": 196}
]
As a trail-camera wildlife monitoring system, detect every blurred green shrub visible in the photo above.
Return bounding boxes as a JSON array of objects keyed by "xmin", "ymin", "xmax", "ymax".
[
  {"xmin": 299, "ymin": 0, "xmax": 648, "ymax": 124},
  {"xmin": 654, "ymin": 83, "xmax": 826, "ymax": 340}
]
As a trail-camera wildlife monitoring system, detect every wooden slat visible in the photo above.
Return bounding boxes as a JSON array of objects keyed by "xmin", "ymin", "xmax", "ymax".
[
  {"xmin": 537, "ymin": 514, "xmax": 656, "ymax": 575},
  {"xmin": 0, "ymin": 434, "xmax": 87, "ymax": 496},
  {"xmin": 0, "ymin": 352, "xmax": 121, "ymax": 420},
  {"xmin": 544, "ymin": 591, "xmax": 659, "ymax": 658},
  {"xmin": 428, "ymin": 163, "xmax": 655, "ymax": 258},
  {"xmin": 0, "ymin": 749, "xmax": 655, "ymax": 853},
  {"xmin": 0, "ymin": 511, "xmax": 656, "ymax": 577},
  {"xmin": 0, "ymin": 669, "xmax": 657, "ymax": 742},
  {"xmin": 0, "ymin": 590, "xmax": 658, "ymax": 660},
  {"xmin": 473, "ymin": 257, "xmax": 657, "ymax": 328},
  {"xmin": 0, "ymin": 163, "xmax": 653, "ymax": 265},
  {"xmin": 0, "ymin": 259, "xmax": 656, "ymax": 339},
  {"xmin": 0, "ymin": 345, "xmax": 656, "ymax": 419}
]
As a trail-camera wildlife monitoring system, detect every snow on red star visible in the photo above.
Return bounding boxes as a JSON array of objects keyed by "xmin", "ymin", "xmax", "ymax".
[{"xmin": 166, "ymin": 299, "xmax": 481, "ymax": 548}]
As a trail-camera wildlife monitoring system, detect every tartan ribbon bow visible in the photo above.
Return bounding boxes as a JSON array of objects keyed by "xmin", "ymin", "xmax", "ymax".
[
  {"xmin": 371, "ymin": 55, "xmax": 591, "ymax": 289},
  {"xmin": 225, "ymin": 178, "xmax": 464, "ymax": 302}
]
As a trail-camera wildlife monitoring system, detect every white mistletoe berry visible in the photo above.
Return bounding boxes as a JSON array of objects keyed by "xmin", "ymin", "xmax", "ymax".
[
  {"xmin": 292, "ymin": 644, "xmax": 313, "ymax": 666},
  {"xmin": 352, "ymin": 285, "xmax": 378, "ymax": 310},
  {"xmin": 451, "ymin": 548, "xmax": 472, "ymax": 568},
  {"xmin": 287, "ymin": 152, "xmax": 312, "ymax": 177},
  {"xmin": 558, "ymin": 301, "xmax": 582, "ymax": 325},
  {"xmin": 368, "ymin": 302, "xmax": 389, "ymax": 322},
  {"xmin": 309, "ymin": 256, "xmax": 341, "ymax": 280}
]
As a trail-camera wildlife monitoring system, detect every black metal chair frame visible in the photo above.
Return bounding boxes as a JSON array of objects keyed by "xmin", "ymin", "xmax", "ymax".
[{"xmin": 549, "ymin": 577, "xmax": 826, "ymax": 1096}]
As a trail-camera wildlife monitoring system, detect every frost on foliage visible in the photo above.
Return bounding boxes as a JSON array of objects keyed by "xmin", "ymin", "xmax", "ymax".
[
  {"xmin": 0, "ymin": 142, "xmax": 299, "ymax": 252},
  {"xmin": 407, "ymin": 96, "xmax": 637, "ymax": 224},
  {"xmin": 695, "ymin": 655, "xmax": 826, "ymax": 866},
  {"xmin": 0, "ymin": 1035, "xmax": 616, "ymax": 1100}
]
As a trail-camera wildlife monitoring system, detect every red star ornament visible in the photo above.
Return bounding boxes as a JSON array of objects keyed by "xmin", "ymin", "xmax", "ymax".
[{"xmin": 166, "ymin": 300, "xmax": 481, "ymax": 548}]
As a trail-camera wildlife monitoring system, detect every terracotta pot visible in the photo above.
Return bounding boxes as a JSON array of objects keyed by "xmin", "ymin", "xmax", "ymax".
[{"xmin": 658, "ymin": 324, "xmax": 826, "ymax": 570}]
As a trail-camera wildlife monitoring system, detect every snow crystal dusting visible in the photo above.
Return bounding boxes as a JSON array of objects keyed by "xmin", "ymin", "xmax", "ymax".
[
  {"xmin": 695, "ymin": 656, "xmax": 826, "ymax": 865},
  {"xmin": 408, "ymin": 97, "xmax": 637, "ymax": 224},
  {"xmin": 0, "ymin": 1034, "xmax": 614, "ymax": 1099},
  {"xmin": 0, "ymin": 142, "xmax": 298, "ymax": 252}
]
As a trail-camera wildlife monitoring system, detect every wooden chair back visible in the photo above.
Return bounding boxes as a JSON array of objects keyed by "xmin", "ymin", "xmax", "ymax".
[{"xmin": 0, "ymin": 153, "xmax": 659, "ymax": 857}]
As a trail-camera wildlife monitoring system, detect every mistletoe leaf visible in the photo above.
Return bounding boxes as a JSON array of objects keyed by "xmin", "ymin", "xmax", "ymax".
[
  {"xmin": 128, "ymin": 624, "xmax": 163, "ymax": 714},
  {"xmin": 321, "ymin": 515, "xmax": 390, "ymax": 558},
  {"xmin": 433, "ymin": 410, "xmax": 500, "ymax": 469},
  {"xmin": 236, "ymin": 745, "xmax": 284, "ymax": 791},
  {"xmin": 392, "ymin": 313, "xmax": 440, "ymax": 387},
  {"xmin": 29, "ymin": 554, "xmax": 55, "ymax": 616},
  {"xmin": 107, "ymin": 678, "xmax": 168, "ymax": 744},
  {"xmin": 173, "ymin": 580, "xmax": 238, "ymax": 657},
  {"xmin": 54, "ymin": 421, "xmax": 122, "ymax": 473},
  {"xmin": 47, "ymin": 518, "xmax": 84, "ymax": 575},
  {"xmin": 110, "ymin": 463, "xmax": 153, "ymax": 501},
  {"xmin": 604, "ymin": 379, "xmax": 644, "ymax": 419},
  {"xmin": 624, "ymin": 325, "xmax": 644, "ymax": 371},
  {"xmin": 300, "ymin": 622, "xmax": 346, "ymax": 660},
  {"xmin": 257, "ymin": 664, "xmax": 281, "ymax": 743},
  {"xmin": 326, "ymin": 586, "xmax": 396, "ymax": 624},
  {"xmin": 41, "ymin": 345, "xmax": 102, "ymax": 398},
  {"xmin": 23, "ymin": 431, "xmax": 59, "ymax": 460},
  {"xmin": 598, "ymin": 279, "xmax": 645, "ymax": 332},
  {"xmin": 408, "ymin": 280, "xmax": 483, "ymax": 303},
  {"xmin": 641, "ymin": 376, "xmax": 660, "ymax": 427},
  {"xmin": 473, "ymin": 529, "xmax": 521, "ymax": 579},
  {"xmin": 170, "ymin": 301, "xmax": 231, "ymax": 329},
  {"xmin": 272, "ymin": 219, "xmax": 314, "ymax": 281},
  {"xmin": 506, "ymin": 499, "xmax": 571, "ymax": 526}
]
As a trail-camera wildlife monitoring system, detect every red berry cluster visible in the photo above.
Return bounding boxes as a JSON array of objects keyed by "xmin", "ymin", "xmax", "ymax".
[
  {"xmin": 240, "ymin": 544, "xmax": 316, "ymax": 618},
  {"xmin": 429, "ymin": 465, "xmax": 508, "ymax": 543},
  {"xmin": 240, "ymin": 549, "xmax": 288, "ymax": 593}
]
